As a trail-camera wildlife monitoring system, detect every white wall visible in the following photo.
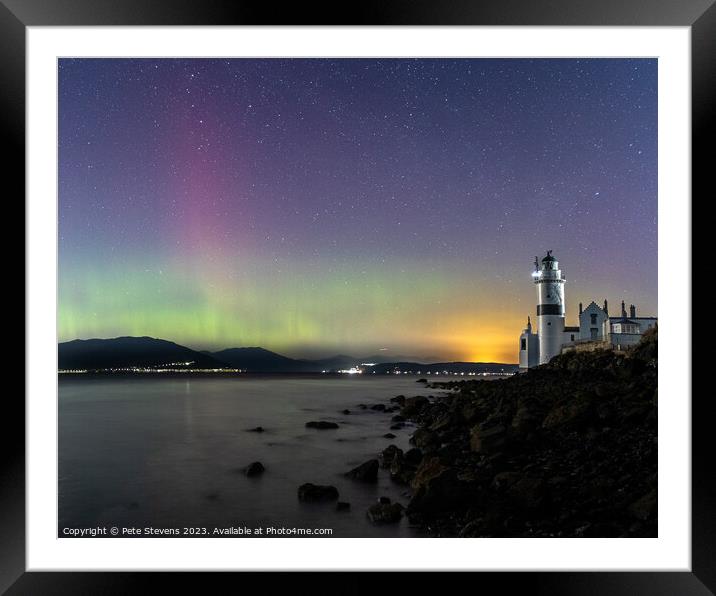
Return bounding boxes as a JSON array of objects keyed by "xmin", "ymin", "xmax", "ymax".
[{"xmin": 579, "ymin": 302, "xmax": 608, "ymax": 341}]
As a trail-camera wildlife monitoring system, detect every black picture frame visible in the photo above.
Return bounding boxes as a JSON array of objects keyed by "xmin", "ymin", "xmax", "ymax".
[{"xmin": 7, "ymin": 0, "xmax": 707, "ymax": 592}]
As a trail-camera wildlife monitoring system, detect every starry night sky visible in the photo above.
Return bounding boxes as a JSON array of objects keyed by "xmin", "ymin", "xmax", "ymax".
[{"xmin": 58, "ymin": 58, "xmax": 657, "ymax": 363}]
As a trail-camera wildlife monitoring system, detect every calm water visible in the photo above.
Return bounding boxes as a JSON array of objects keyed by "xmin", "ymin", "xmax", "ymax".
[{"xmin": 58, "ymin": 375, "xmax": 449, "ymax": 537}]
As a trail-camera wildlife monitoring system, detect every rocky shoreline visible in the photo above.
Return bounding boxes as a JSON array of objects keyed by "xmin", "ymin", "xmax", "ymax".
[{"xmin": 370, "ymin": 328, "xmax": 658, "ymax": 537}]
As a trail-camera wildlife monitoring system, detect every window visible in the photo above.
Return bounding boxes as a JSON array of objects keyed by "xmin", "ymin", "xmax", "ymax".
[
  {"xmin": 570, "ymin": 334, "xmax": 575, "ymax": 341},
  {"xmin": 521, "ymin": 339, "xmax": 526, "ymax": 350},
  {"xmin": 590, "ymin": 313, "xmax": 597, "ymax": 325}
]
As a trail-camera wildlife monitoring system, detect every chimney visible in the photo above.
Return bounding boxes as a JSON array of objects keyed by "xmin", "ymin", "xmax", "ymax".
[
  {"xmin": 579, "ymin": 302, "xmax": 583, "ymax": 315},
  {"xmin": 621, "ymin": 300, "xmax": 627, "ymax": 318},
  {"xmin": 630, "ymin": 304, "xmax": 636, "ymax": 318},
  {"xmin": 603, "ymin": 299, "xmax": 608, "ymax": 315}
]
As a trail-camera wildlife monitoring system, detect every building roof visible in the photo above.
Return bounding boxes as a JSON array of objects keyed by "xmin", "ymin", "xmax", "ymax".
[
  {"xmin": 541, "ymin": 252, "xmax": 557, "ymax": 262},
  {"xmin": 609, "ymin": 315, "xmax": 657, "ymax": 321},
  {"xmin": 613, "ymin": 317, "xmax": 636, "ymax": 325}
]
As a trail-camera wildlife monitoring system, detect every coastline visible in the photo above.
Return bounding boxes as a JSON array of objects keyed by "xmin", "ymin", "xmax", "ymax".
[{"xmin": 375, "ymin": 328, "xmax": 658, "ymax": 537}]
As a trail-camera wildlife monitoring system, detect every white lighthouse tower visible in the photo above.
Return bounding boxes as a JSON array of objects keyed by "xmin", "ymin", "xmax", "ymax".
[{"xmin": 534, "ymin": 250, "xmax": 566, "ymax": 364}]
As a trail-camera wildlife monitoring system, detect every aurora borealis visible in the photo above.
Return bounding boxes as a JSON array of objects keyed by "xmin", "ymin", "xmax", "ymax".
[{"xmin": 58, "ymin": 59, "xmax": 657, "ymax": 363}]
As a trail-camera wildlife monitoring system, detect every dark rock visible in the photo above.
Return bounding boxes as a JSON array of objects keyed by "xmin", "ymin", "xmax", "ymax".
[
  {"xmin": 383, "ymin": 433, "xmax": 397, "ymax": 439},
  {"xmin": 248, "ymin": 426, "xmax": 265, "ymax": 433},
  {"xmin": 358, "ymin": 404, "xmax": 368, "ymax": 409},
  {"xmin": 511, "ymin": 406, "xmax": 538, "ymax": 433},
  {"xmin": 390, "ymin": 395, "xmax": 406, "ymax": 405},
  {"xmin": 298, "ymin": 483, "xmax": 339, "ymax": 502},
  {"xmin": 542, "ymin": 401, "xmax": 591, "ymax": 430},
  {"xmin": 411, "ymin": 428, "xmax": 440, "ymax": 451},
  {"xmin": 404, "ymin": 448, "xmax": 423, "ymax": 466},
  {"xmin": 417, "ymin": 378, "xmax": 428, "ymax": 383},
  {"xmin": 390, "ymin": 423, "xmax": 406, "ymax": 430},
  {"xmin": 408, "ymin": 463, "xmax": 468, "ymax": 514},
  {"xmin": 410, "ymin": 456, "xmax": 448, "ymax": 491},
  {"xmin": 391, "ymin": 414, "xmax": 406, "ymax": 423},
  {"xmin": 306, "ymin": 421, "xmax": 339, "ymax": 429},
  {"xmin": 345, "ymin": 459, "xmax": 379, "ymax": 482},
  {"xmin": 244, "ymin": 461, "xmax": 265, "ymax": 477},
  {"xmin": 459, "ymin": 519, "xmax": 486, "ymax": 537},
  {"xmin": 469, "ymin": 424, "xmax": 506, "ymax": 453},
  {"xmin": 401, "ymin": 395, "xmax": 430, "ymax": 417},
  {"xmin": 342, "ymin": 409, "xmax": 351, "ymax": 415},
  {"xmin": 379, "ymin": 445, "xmax": 403, "ymax": 468},
  {"xmin": 428, "ymin": 412, "xmax": 455, "ymax": 433},
  {"xmin": 506, "ymin": 477, "xmax": 547, "ymax": 510},
  {"xmin": 378, "ymin": 496, "xmax": 392, "ymax": 504},
  {"xmin": 491, "ymin": 471, "xmax": 520, "ymax": 492},
  {"xmin": 367, "ymin": 502, "xmax": 404, "ymax": 524},
  {"xmin": 629, "ymin": 488, "xmax": 657, "ymax": 520},
  {"xmin": 336, "ymin": 501, "xmax": 351, "ymax": 511},
  {"xmin": 370, "ymin": 404, "xmax": 386, "ymax": 411},
  {"xmin": 390, "ymin": 455, "xmax": 418, "ymax": 485}
]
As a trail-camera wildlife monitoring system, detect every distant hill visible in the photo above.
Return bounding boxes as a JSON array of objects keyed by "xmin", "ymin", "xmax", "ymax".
[
  {"xmin": 58, "ymin": 336, "xmax": 518, "ymax": 374},
  {"xmin": 212, "ymin": 347, "xmax": 308, "ymax": 372},
  {"xmin": 58, "ymin": 337, "xmax": 228, "ymax": 370},
  {"xmin": 209, "ymin": 349, "xmax": 454, "ymax": 373}
]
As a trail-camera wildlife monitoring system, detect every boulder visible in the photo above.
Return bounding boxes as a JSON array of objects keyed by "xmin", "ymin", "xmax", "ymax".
[
  {"xmin": 306, "ymin": 421, "xmax": 339, "ymax": 429},
  {"xmin": 506, "ymin": 476, "xmax": 547, "ymax": 510},
  {"xmin": 401, "ymin": 395, "xmax": 430, "ymax": 417},
  {"xmin": 408, "ymin": 463, "xmax": 468, "ymax": 514},
  {"xmin": 390, "ymin": 395, "xmax": 406, "ymax": 405},
  {"xmin": 383, "ymin": 433, "xmax": 397, "ymax": 439},
  {"xmin": 541, "ymin": 401, "xmax": 590, "ymax": 430},
  {"xmin": 247, "ymin": 426, "xmax": 265, "ymax": 433},
  {"xmin": 390, "ymin": 455, "xmax": 418, "ymax": 485},
  {"xmin": 298, "ymin": 483, "xmax": 339, "ymax": 502},
  {"xmin": 371, "ymin": 404, "xmax": 386, "ymax": 411},
  {"xmin": 342, "ymin": 409, "xmax": 351, "ymax": 415},
  {"xmin": 336, "ymin": 501, "xmax": 351, "ymax": 511},
  {"xmin": 469, "ymin": 424, "xmax": 506, "ymax": 453},
  {"xmin": 628, "ymin": 488, "xmax": 657, "ymax": 520},
  {"xmin": 391, "ymin": 414, "xmax": 406, "ymax": 423},
  {"xmin": 511, "ymin": 407, "xmax": 538, "ymax": 433},
  {"xmin": 345, "ymin": 459, "xmax": 379, "ymax": 482},
  {"xmin": 379, "ymin": 445, "xmax": 403, "ymax": 468},
  {"xmin": 428, "ymin": 413, "xmax": 454, "ymax": 433},
  {"xmin": 367, "ymin": 502, "xmax": 404, "ymax": 524},
  {"xmin": 403, "ymin": 448, "xmax": 423, "ymax": 466},
  {"xmin": 490, "ymin": 471, "xmax": 520, "ymax": 492},
  {"xmin": 411, "ymin": 428, "xmax": 440, "ymax": 451},
  {"xmin": 244, "ymin": 461, "xmax": 265, "ymax": 477},
  {"xmin": 410, "ymin": 456, "xmax": 448, "ymax": 491}
]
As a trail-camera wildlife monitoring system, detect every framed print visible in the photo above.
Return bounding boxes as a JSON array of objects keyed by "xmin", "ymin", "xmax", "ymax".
[{"xmin": 8, "ymin": 0, "xmax": 709, "ymax": 592}]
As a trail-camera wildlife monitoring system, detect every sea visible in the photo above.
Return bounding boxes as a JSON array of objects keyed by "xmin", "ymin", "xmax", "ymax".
[{"xmin": 58, "ymin": 374, "xmax": 454, "ymax": 538}]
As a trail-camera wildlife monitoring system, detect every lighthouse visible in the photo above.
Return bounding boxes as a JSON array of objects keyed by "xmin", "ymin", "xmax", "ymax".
[{"xmin": 534, "ymin": 250, "xmax": 565, "ymax": 364}]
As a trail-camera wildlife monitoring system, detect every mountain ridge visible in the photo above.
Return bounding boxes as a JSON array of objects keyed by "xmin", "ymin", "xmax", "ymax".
[{"xmin": 58, "ymin": 336, "xmax": 518, "ymax": 373}]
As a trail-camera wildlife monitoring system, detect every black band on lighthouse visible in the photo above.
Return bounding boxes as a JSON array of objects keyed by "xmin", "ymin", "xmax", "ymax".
[{"xmin": 537, "ymin": 304, "xmax": 563, "ymax": 316}]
